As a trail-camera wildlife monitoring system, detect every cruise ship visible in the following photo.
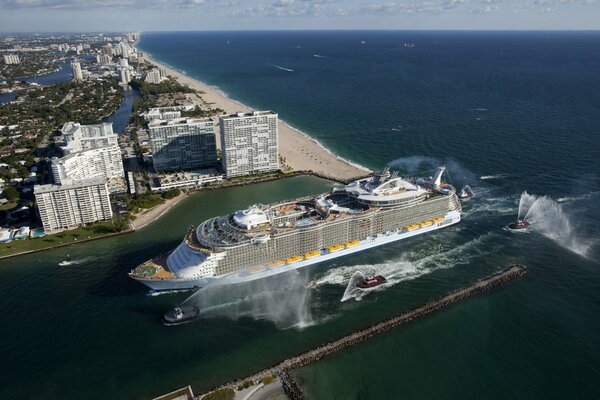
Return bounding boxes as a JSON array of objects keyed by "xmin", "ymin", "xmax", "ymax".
[{"xmin": 129, "ymin": 166, "xmax": 462, "ymax": 291}]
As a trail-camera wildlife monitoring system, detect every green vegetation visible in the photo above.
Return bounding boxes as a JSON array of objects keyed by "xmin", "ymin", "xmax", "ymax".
[
  {"xmin": 161, "ymin": 188, "xmax": 180, "ymax": 199},
  {"xmin": 202, "ymin": 388, "xmax": 235, "ymax": 400},
  {"xmin": 2, "ymin": 184, "xmax": 19, "ymax": 202},
  {"xmin": 0, "ymin": 218, "xmax": 131, "ymax": 258},
  {"xmin": 236, "ymin": 380, "xmax": 255, "ymax": 390},
  {"xmin": 125, "ymin": 190, "xmax": 181, "ymax": 213},
  {"xmin": 262, "ymin": 375, "xmax": 275, "ymax": 385},
  {"xmin": 0, "ymin": 51, "xmax": 58, "ymax": 80}
]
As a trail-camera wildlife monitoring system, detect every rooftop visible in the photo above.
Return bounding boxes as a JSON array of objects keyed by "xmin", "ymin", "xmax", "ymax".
[
  {"xmin": 34, "ymin": 176, "xmax": 106, "ymax": 194},
  {"xmin": 148, "ymin": 117, "xmax": 213, "ymax": 128},
  {"xmin": 220, "ymin": 110, "xmax": 277, "ymax": 120}
]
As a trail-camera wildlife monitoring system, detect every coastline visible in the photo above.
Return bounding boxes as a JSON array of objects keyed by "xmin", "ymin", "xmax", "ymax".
[
  {"xmin": 130, "ymin": 191, "xmax": 188, "ymax": 230},
  {"xmin": 135, "ymin": 40, "xmax": 370, "ymax": 182}
]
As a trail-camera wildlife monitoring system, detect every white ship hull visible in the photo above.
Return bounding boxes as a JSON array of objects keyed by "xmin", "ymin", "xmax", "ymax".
[{"xmin": 133, "ymin": 211, "xmax": 461, "ymax": 292}]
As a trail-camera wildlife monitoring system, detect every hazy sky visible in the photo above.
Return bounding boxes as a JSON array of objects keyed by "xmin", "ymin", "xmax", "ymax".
[{"xmin": 0, "ymin": 0, "xmax": 599, "ymax": 32}]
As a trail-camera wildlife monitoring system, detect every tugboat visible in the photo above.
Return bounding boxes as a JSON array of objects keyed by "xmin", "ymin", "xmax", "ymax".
[
  {"xmin": 458, "ymin": 185, "xmax": 474, "ymax": 200},
  {"xmin": 163, "ymin": 305, "xmax": 200, "ymax": 326},
  {"xmin": 356, "ymin": 275, "xmax": 387, "ymax": 289},
  {"xmin": 508, "ymin": 219, "xmax": 530, "ymax": 230}
]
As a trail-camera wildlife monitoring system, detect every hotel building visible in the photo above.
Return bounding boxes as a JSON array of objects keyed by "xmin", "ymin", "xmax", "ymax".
[{"xmin": 219, "ymin": 111, "xmax": 279, "ymax": 177}]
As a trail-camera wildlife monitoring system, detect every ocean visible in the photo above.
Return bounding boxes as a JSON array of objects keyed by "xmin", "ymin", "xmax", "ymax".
[{"xmin": 1, "ymin": 31, "xmax": 598, "ymax": 399}]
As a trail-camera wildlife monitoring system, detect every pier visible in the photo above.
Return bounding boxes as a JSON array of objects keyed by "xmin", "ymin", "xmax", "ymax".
[{"xmin": 194, "ymin": 265, "xmax": 528, "ymax": 399}]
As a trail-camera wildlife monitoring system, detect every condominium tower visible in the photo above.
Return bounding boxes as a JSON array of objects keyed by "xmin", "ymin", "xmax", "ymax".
[
  {"xmin": 219, "ymin": 111, "xmax": 279, "ymax": 177},
  {"xmin": 71, "ymin": 62, "xmax": 83, "ymax": 81},
  {"xmin": 34, "ymin": 177, "xmax": 113, "ymax": 233},
  {"xmin": 148, "ymin": 117, "xmax": 217, "ymax": 172},
  {"xmin": 61, "ymin": 122, "xmax": 117, "ymax": 154}
]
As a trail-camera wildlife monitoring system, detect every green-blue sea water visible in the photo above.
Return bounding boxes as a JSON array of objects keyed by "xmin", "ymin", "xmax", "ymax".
[{"xmin": 0, "ymin": 31, "xmax": 598, "ymax": 399}]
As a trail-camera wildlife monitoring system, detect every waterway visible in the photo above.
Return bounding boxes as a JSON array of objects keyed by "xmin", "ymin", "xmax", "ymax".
[{"xmin": 102, "ymin": 86, "xmax": 140, "ymax": 134}]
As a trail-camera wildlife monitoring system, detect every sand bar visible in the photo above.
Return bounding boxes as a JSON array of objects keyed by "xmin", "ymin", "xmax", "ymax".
[{"xmin": 136, "ymin": 43, "xmax": 369, "ymax": 182}]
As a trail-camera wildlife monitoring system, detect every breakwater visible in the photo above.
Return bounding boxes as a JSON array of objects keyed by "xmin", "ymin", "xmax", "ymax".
[{"xmin": 197, "ymin": 265, "xmax": 527, "ymax": 399}]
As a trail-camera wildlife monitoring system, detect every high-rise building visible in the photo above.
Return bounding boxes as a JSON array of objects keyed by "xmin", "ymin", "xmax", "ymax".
[
  {"xmin": 119, "ymin": 68, "xmax": 132, "ymax": 85},
  {"xmin": 3, "ymin": 54, "xmax": 21, "ymax": 64},
  {"xmin": 145, "ymin": 68, "xmax": 163, "ymax": 84},
  {"xmin": 51, "ymin": 146, "xmax": 125, "ymax": 188},
  {"xmin": 119, "ymin": 58, "xmax": 129, "ymax": 67},
  {"xmin": 96, "ymin": 54, "xmax": 111, "ymax": 66},
  {"xmin": 71, "ymin": 61, "xmax": 83, "ymax": 81},
  {"xmin": 56, "ymin": 122, "xmax": 124, "ymax": 191},
  {"xmin": 219, "ymin": 111, "xmax": 279, "ymax": 177},
  {"xmin": 60, "ymin": 122, "xmax": 117, "ymax": 154},
  {"xmin": 148, "ymin": 117, "xmax": 217, "ymax": 172},
  {"xmin": 34, "ymin": 177, "xmax": 113, "ymax": 233},
  {"xmin": 102, "ymin": 44, "xmax": 113, "ymax": 56}
]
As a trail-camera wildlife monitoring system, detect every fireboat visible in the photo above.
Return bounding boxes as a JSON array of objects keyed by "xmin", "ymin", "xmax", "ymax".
[
  {"xmin": 163, "ymin": 305, "xmax": 200, "ymax": 326},
  {"xmin": 508, "ymin": 219, "xmax": 530, "ymax": 230}
]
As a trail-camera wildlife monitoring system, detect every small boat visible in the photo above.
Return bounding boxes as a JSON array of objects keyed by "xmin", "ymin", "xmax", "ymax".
[
  {"xmin": 163, "ymin": 306, "xmax": 200, "ymax": 326},
  {"xmin": 306, "ymin": 280, "xmax": 318, "ymax": 290},
  {"xmin": 508, "ymin": 219, "xmax": 530, "ymax": 230},
  {"xmin": 458, "ymin": 185, "xmax": 474, "ymax": 200},
  {"xmin": 58, "ymin": 254, "xmax": 72, "ymax": 266},
  {"xmin": 356, "ymin": 275, "xmax": 387, "ymax": 289}
]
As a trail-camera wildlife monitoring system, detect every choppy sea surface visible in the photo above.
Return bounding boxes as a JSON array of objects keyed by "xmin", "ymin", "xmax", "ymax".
[{"xmin": 0, "ymin": 31, "xmax": 598, "ymax": 400}]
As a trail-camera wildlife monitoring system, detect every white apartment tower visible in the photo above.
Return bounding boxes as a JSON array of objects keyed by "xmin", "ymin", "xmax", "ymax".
[
  {"xmin": 61, "ymin": 122, "xmax": 118, "ymax": 154},
  {"xmin": 148, "ymin": 117, "xmax": 217, "ymax": 172},
  {"xmin": 119, "ymin": 68, "xmax": 132, "ymax": 85},
  {"xmin": 71, "ymin": 61, "xmax": 83, "ymax": 81},
  {"xmin": 56, "ymin": 122, "xmax": 125, "ymax": 190},
  {"xmin": 145, "ymin": 68, "xmax": 163, "ymax": 84},
  {"xmin": 51, "ymin": 146, "xmax": 125, "ymax": 187},
  {"xmin": 219, "ymin": 111, "xmax": 279, "ymax": 177},
  {"xmin": 3, "ymin": 54, "xmax": 21, "ymax": 64},
  {"xmin": 34, "ymin": 177, "xmax": 113, "ymax": 233}
]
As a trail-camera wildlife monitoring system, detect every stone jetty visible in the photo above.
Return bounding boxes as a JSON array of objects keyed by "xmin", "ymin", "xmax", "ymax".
[{"xmin": 197, "ymin": 265, "xmax": 527, "ymax": 399}]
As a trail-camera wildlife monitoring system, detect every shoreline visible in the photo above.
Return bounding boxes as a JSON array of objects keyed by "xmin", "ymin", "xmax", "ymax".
[
  {"xmin": 130, "ymin": 191, "xmax": 188, "ymax": 230},
  {"xmin": 135, "ymin": 39, "xmax": 370, "ymax": 182}
]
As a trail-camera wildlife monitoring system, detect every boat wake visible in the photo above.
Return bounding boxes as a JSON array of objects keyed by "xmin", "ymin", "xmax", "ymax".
[
  {"xmin": 313, "ymin": 54, "xmax": 332, "ymax": 59},
  {"xmin": 557, "ymin": 191, "xmax": 600, "ymax": 203},
  {"xmin": 516, "ymin": 192, "xmax": 596, "ymax": 259},
  {"xmin": 270, "ymin": 64, "xmax": 294, "ymax": 72},
  {"xmin": 479, "ymin": 173, "xmax": 510, "ymax": 180},
  {"xmin": 319, "ymin": 232, "xmax": 504, "ymax": 302}
]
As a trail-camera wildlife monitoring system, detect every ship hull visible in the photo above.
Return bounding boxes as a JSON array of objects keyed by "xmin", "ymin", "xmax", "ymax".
[{"xmin": 135, "ymin": 211, "xmax": 461, "ymax": 292}]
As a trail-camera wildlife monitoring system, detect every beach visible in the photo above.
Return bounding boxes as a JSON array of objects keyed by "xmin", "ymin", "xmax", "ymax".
[
  {"xmin": 130, "ymin": 191, "xmax": 187, "ymax": 230},
  {"xmin": 138, "ymin": 47, "xmax": 369, "ymax": 182}
]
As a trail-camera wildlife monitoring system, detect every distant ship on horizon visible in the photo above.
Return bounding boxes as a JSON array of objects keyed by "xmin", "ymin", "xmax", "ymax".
[{"xmin": 129, "ymin": 166, "xmax": 462, "ymax": 291}]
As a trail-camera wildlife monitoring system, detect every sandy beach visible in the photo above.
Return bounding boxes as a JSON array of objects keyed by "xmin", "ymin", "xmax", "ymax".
[
  {"xmin": 138, "ymin": 46, "xmax": 369, "ymax": 182},
  {"xmin": 130, "ymin": 191, "xmax": 187, "ymax": 230}
]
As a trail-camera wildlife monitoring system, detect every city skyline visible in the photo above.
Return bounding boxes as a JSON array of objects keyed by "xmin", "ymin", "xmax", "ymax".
[{"xmin": 0, "ymin": 0, "xmax": 599, "ymax": 32}]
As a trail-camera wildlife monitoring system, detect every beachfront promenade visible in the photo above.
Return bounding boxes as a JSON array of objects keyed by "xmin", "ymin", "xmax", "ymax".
[{"xmin": 196, "ymin": 265, "xmax": 528, "ymax": 399}]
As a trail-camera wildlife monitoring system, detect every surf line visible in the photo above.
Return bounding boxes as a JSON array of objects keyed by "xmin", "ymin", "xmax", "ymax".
[{"xmin": 193, "ymin": 265, "xmax": 528, "ymax": 399}]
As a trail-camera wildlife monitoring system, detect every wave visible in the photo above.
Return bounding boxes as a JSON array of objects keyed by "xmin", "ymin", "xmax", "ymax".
[
  {"xmin": 270, "ymin": 64, "xmax": 294, "ymax": 72},
  {"xmin": 468, "ymin": 108, "xmax": 488, "ymax": 111},
  {"xmin": 313, "ymin": 54, "xmax": 331, "ymax": 59},
  {"xmin": 557, "ymin": 191, "xmax": 600, "ymax": 203}
]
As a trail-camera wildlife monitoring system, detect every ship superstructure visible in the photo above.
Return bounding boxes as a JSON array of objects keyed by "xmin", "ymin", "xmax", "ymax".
[{"xmin": 129, "ymin": 166, "xmax": 462, "ymax": 291}]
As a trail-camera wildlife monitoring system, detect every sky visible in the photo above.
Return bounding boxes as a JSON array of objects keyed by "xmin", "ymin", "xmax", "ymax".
[{"xmin": 0, "ymin": 0, "xmax": 599, "ymax": 32}]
